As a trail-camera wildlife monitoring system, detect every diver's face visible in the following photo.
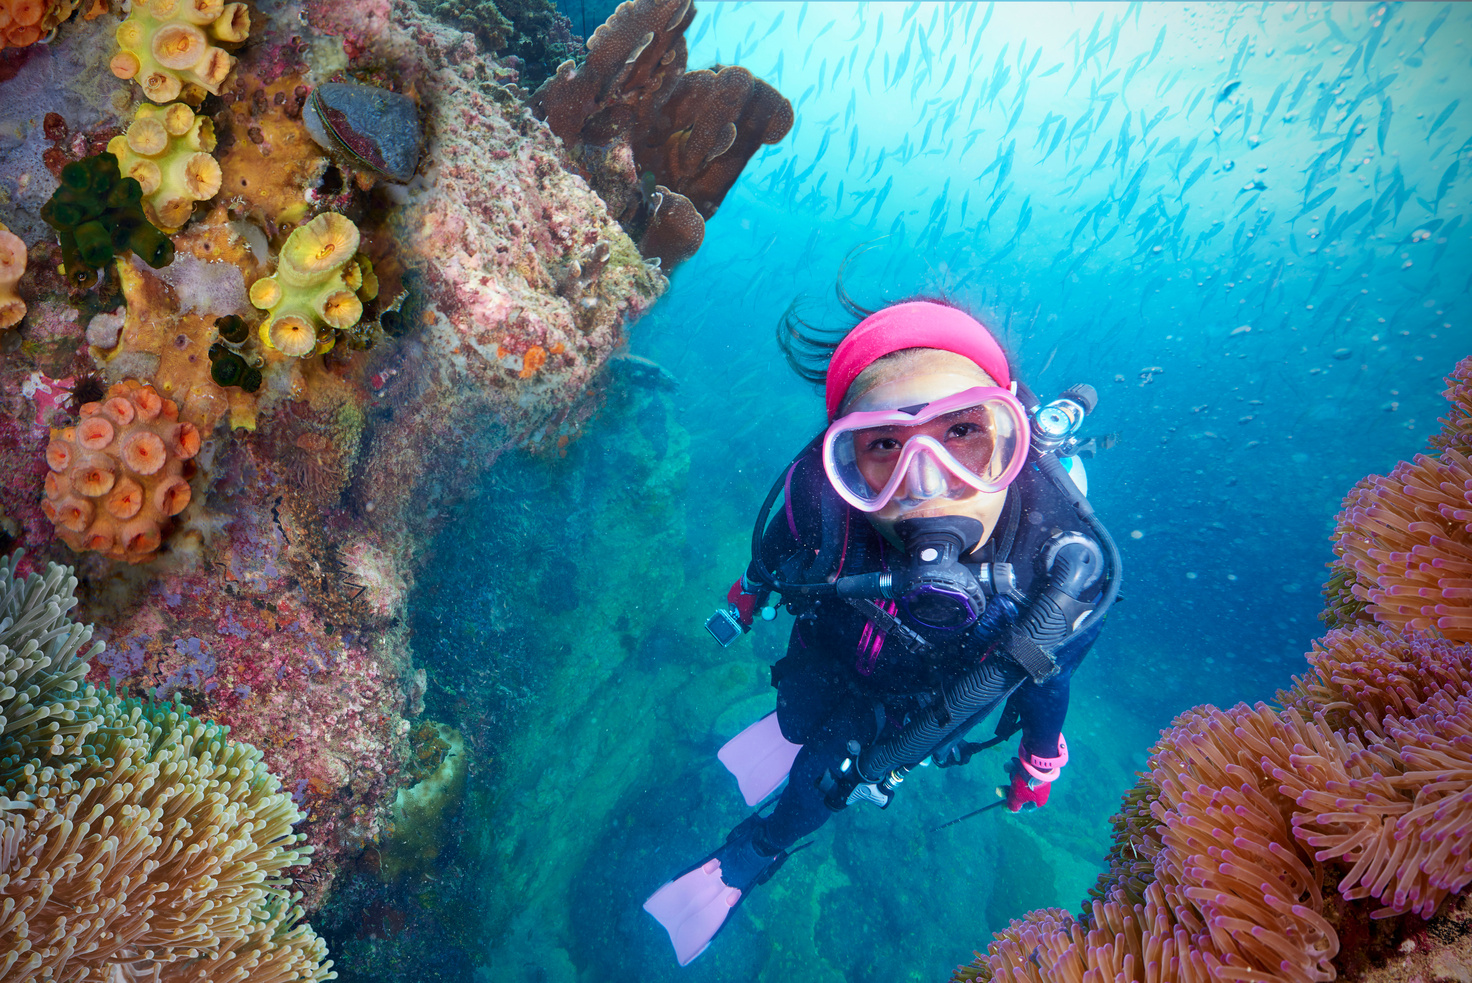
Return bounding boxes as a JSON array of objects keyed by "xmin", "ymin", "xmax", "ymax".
[
  {"xmin": 850, "ymin": 405, "xmax": 997, "ymax": 497},
  {"xmin": 841, "ymin": 350, "xmax": 1011, "ymax": 551}
]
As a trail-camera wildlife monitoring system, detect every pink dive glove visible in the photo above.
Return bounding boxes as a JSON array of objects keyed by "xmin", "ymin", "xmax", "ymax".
[{"xmin": 1006, "ymin": 735, "xmax": 1069, "ymax": 813}]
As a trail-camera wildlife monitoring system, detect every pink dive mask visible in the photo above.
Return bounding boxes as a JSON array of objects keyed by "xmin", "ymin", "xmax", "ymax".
[{"xmin": 822, "ymin": 386, "xmax": 1031, "ymax": 513}]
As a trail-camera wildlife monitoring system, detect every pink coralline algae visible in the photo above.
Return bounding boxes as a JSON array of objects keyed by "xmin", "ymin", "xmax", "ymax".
[
  {"xmin": 86, "ymin": 564, "xmax": 405, "ymax": 906},
  {"xmin": 351, "ymin": 0, "xmax": 666, "ymax": 542}
]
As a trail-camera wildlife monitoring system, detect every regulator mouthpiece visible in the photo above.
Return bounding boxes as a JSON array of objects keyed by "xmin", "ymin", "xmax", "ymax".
[{"xmin": 895, "ymin": 516, "xmax": 989, "ymax": 631}]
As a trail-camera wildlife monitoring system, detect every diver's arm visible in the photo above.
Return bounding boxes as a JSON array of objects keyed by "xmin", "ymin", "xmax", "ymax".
[
  {"xmin": 1011, "ymin": 615, "xmax": 1099, "ymax": 752},
  {"xmin": 723, "ymin": 466, "xmax": 810, "ymax": 628},
  {"xmin": 1013, "ymin": 671, "xmax": 1069, "ymax": 756},
  {"xmin": 745, "ymin": 507, "xmax": 804, "ymax": 589}
]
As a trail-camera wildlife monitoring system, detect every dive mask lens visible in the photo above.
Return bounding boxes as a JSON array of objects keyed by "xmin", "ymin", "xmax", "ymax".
[{"xmin": 822, "ymin": 386, "xmax": 1030, "ymax": 513}]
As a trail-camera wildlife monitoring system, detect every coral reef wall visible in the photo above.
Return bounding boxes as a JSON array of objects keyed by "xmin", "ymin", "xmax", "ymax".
[
  {"xmin": 0, "ymin": 0, "xmax": 665, "ymax": 919},
  {"xmin": 952, "ymin": 356, "xmax": 1472, "ymax": 983}
]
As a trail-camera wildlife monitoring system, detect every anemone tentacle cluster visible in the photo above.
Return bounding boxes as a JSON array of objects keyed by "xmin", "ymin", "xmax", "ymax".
[
  {"xmin": 1323, "ymin": 358, "xmax": 1472, "ymax": 640},
  {"xmin": 106, "ymin": 101, "xmax": 222, "ymax": 233},
  {"xmin": 954, "ymin": 358, "xmax": 1472, "ymax": 983},
  {"xmin": 250, "ymin": 211, "xmax": 377, "ymax": 358},
  {"xmin": 41, "ymin": 379, "xmax": 200, "ymax": 564},
  {"xmin": 110, "ymin": 0, "xmax": 250, "ymax": 104},
  {"xmin": 0, "ymin": 552, "xmax": 334, "ymax": 982}
]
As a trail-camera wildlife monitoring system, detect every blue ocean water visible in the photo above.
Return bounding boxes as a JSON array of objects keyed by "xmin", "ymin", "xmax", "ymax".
[{"xmin": 395, "ymin": 4, "xmax": 1470, "ymax": 981}]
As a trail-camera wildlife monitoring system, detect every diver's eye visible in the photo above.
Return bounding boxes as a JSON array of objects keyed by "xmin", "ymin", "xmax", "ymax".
[
  {"xmin": 866, "ymin": 436, "xmax": 902, "ymax": 452},
  {"xmin": 946, "ymin": 422, "xmax": 984, "ymax": 440}
]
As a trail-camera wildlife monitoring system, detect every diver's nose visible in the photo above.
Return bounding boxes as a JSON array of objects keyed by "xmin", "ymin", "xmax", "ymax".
[{"xmin": 904, "ymin": 451, "xmax": 949, "ymax": 501}]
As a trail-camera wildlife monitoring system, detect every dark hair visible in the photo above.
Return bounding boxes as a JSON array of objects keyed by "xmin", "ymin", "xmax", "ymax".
[{"xmin": 775, "ymin": 243, "xmax": 976, "ymax": 386}]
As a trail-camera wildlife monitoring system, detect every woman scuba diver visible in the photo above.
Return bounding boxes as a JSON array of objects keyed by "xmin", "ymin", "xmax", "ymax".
[{"xmin": 643, "ymin": 294, "xmax": 1121, "ymax": 966}]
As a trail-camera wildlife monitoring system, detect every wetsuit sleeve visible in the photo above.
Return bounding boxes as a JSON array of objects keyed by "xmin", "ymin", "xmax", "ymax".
[
  {"xmin": 1009, "ymin": 619, "xmax": 1100, "ymax": 757},
  {"xmin": 743, "ymin": 449, "xmax": 826, "ymax": 589}
]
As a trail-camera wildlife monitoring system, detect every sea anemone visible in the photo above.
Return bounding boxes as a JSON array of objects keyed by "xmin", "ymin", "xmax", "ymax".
[{"xmin": 955, "ymin": 358, "xmax": 1472, "ymax": 983}]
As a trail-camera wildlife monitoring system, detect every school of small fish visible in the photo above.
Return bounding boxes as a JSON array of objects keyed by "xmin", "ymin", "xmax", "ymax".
[{"xmin": 685, "ymin": 0, "xmax": 1464, "ymax": 403}]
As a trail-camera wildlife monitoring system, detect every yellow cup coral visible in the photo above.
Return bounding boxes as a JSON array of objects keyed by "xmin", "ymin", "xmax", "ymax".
[
  {"xmin": 0, "ymin": 226, "xmax": 25, "ymax": 329},
  {"xmin": 250, "ymin": 212, "xmax": 378, "ymax": 357},
  {"xmin": 106, "ymin": 101, "xmax": 222, "ymax": 233},
  {"xmin": 110, "ymin": 0, "xmax": 250, "ymax": 104}
]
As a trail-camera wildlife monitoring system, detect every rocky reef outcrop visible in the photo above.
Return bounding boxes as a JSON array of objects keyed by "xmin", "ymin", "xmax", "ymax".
[{"xmin": 0, "ymin": 0, "xmax": 671, "ymax": 928}]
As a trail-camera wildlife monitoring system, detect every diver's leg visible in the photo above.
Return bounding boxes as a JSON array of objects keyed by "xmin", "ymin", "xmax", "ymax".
[
  {"xmin": 761, "ymin": 691, "xmax": 877, "ymax": 849},
  {"xmin": 644, "ymin": 670, "xmax": 873, "ymax": 963}
]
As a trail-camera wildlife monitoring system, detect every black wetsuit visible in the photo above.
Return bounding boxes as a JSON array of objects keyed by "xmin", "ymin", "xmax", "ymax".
[{"xmin": 745, "ymin": 441, "xmax": 1106, "ymax": 849}]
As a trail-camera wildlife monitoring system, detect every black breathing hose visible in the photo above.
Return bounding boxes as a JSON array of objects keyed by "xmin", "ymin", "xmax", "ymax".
[
  {"xmin": 856, "ymin": 656, "xmax": 1026, "ymax": 782},
  {"xmin": 748, "ymin": 436, "xmax": 841, "ymax": 596},
  {"xmin": 854, "ymin": 450, "xmax": 1123, "ymax": 784},
  {"xmin": 1031, "ymin": 451, "xmax": 1123, "ymax": 641}
]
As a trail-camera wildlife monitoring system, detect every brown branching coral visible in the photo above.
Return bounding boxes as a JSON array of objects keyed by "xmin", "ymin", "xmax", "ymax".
[
  {"xmin": 639, "ymin": 184, "xmax": 704, "ymax": 268},
  {"xmin": 636, "ymin": 64, "xmax": 795, "ymax": 217},
  {"xmin": 530, "ymin": 0, "xmax": 791, "ymax": 268},
  {"xmin": 532, "ymin": 0, "xmax": 690, "ymax": 156},
  {"xmin": 1322, "ymin": 356, "xmax": 1472, "ymax": 640},
  {"xmin": 955, "ymin": 356, "xmax": 1472, "ymax": 983},
  {"xmin": 0, "ymin": 553, "xmax": 335, "ymax": 982}
]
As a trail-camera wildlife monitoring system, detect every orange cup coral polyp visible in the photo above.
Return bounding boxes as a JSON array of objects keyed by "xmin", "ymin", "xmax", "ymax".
[
  {"xmin": 42, "ymin": 380, "xmax": 200, "ymax": 563},
  {"xmin": 0, "ymin": 227, "xmax": 26, "ymax": 329},
  {"xmin": 110, "ymin": 0, "xmax": 250, "ymax": 104},
  {"xmin": 0, "ymin": 0, "xmax": 78, "ymax": 50}
]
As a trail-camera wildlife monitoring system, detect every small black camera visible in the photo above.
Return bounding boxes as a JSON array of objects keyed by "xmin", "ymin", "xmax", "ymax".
[{"xmin": 705, "ymin": 607, "xmax": 746, "ymax": 648}]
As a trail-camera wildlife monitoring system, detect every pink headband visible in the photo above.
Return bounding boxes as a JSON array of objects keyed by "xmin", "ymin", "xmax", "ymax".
[{"xmin": 825, "ymin": 301, "xmax": 1012, "ymax": 419}]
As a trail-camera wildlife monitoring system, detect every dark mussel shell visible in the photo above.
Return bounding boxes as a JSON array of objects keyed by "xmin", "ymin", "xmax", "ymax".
[{"xmin": 303, "ymin": 82, "xmax": 422, "ymax": 184}]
